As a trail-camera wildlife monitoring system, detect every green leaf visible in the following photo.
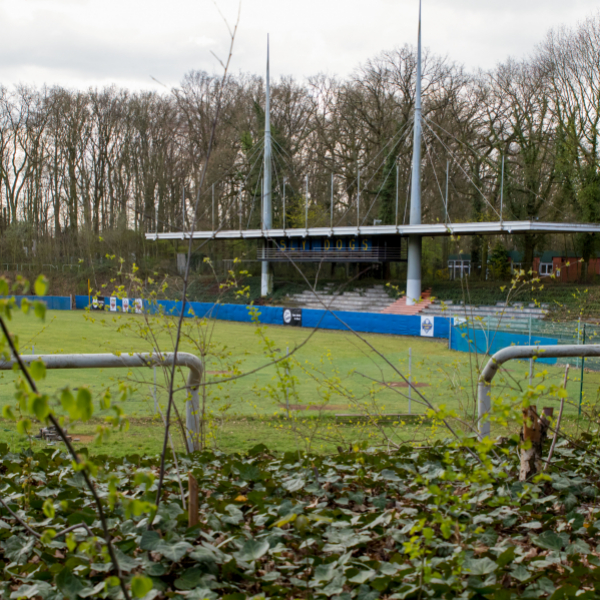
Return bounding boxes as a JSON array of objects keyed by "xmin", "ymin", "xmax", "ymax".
[
  {"xmin": 42, "ymin": 498, "xmax": 55, "ymax": 519},
  {"xmin": 174, "ymin": 567, "xmax": 205, "ymax": 590},
  {"xmin": 139, "ymin": 530, "xmax": 161, "ymax": 552},
  {"xmin": 34, "ymin": 275, "xmax": 48, "ymax": 297},
  {"xmin": 16, "ymin": 419, "xmax": 31, "ymax": 436},
  {"xmin": 30, "ymin": 394, "xmax": 50, "ymax": 420},
  {"xmin": 236, "ymin": 539, "xmax": 269, "ymax": 562},
  {"xmin": 312, "ymin": 563, "xmax": 336, "ymax": 583},
  {"xmin": 61, "ymin": 388, "xmax": 77, "ymax": 419},
  {"xmin": 0, "ymin": 278, "xmax": 8, "ymax": 297},
  {"xmin": 134, "ymin": 471, "xmax": 155, "ymax": 489},
  {"xmin": 55, "ymin": 567, "xmax": 85, "ymax": 599},
  {"xmin": 496, "ymin": 545, "xmax": 516, "ymax": 568},
  {"xmin": 131, "ymin": 575, "xmax": 153, "ymax": 598},
  {"xmin": 155, "ymin": 540, "xmax": 193, "ymax": 562},
  {"xmin": 2, "ymin": 535, "xmax": 34, "ymax": 564},
  {"xmin": 283, "ymin": 478, "xmax": 305, "ymax": 492},
  {"xmin": 2, "ymin": 405, "xmax": 15, "ymax": 421},
  {"xmin": 29, "ymin": 359, "xmax": 46, "ymax": 381},
  {"xmin": 76, "ymin": 387, "xmax": 93, "ymax": 421},
  {"xmin": 532, "ymin": 530, "xmax": 569, "ymax": 552},
  {"xmin": 100, "ymin": 389, "xmax": 111, "ymax": 410},
  {"xmin": 21, "ymin": 298, "xmax": 30, "ymax": 315},
  {"xmin": 9, "ymin": 582, "xmax": 54, "ymax": 599},
  {"xmin": 566, "ymin": 538, "xmax": 591, "ymax": 555},
  {"xmin": 237, "ymin": 463, "xmax": 261, "ymax": 481},
  {"xmin": 463, "ymin": 557, "xmax": 498, "ymax": 575},
  {"xmin": 33, "ymin": 301, "xmax": 46, "ymax": 320}
]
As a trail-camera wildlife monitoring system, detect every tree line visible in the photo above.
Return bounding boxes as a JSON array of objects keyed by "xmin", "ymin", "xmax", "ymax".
[{"xmin": 1, "ymin": 14, "xmax": 599, "ymax": 274}]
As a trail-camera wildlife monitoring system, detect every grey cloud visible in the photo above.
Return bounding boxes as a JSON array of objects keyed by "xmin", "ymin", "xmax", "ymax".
[{"xmin": 0, "ymin": 0, "xmax": 598, "ymax": 90}]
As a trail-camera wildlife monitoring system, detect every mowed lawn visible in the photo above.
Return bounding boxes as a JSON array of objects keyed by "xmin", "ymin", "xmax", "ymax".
[{"xmin": 0, "ymin": 309, "xmax": 598, "ymax": 454}]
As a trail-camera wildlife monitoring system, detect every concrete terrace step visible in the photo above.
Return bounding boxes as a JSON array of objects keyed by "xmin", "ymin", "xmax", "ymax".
[
  {"xmin": 295, "ymin": 302, "xmax": 393, "ymax": 312},
  {"xmin": 380, "ymin": 291, "xmax": 433, "ymax": 316},
  {"xmin": 421, "ymin": 305, "xmax": 546, "ymax": 318},
  {"xmin": 419, "ymin": 303, "xmax": 547, "ymax": 322},
  {"xmin": 282, "ymin": 285, "xmax": 396, "ymax": 314}
]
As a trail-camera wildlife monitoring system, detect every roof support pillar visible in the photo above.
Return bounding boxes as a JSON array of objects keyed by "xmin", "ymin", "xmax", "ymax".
[{"xmin": 261, "ymin": 35, "xmax": 273, "ymax": 297}]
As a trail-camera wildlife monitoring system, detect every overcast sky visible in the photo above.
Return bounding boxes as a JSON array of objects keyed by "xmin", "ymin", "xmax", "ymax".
[{"xmin": 0, "ymin": 0, "xmax": 598, "ymax": 91}]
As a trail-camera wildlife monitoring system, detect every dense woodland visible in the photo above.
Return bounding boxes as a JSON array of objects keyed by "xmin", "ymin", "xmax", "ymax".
[{"xmin": 1, "ymin": 15, "xmax": 600, "ymax": 276}]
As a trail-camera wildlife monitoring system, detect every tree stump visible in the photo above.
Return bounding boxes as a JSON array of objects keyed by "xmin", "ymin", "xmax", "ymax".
[{"xmin": 519, "ymin": 406, "xmax": 550, "ymax": 481}]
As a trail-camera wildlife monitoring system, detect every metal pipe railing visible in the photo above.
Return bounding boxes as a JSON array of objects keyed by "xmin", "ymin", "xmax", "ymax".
[
  {"xmin": 478, "ymin": 344, "xmax": 600, "ymax": 439},
  {"xmin": 0, "ymin": 353, "xmax": 203, "ymax": 452}
]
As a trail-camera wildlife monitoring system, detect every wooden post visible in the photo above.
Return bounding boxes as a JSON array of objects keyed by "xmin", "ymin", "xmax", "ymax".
[
  {"xmin": 188, "ymin": 472, "xmax": 199, "ymax": 528},
  {"xmin": 519, "ymin": 406, "xmax": 550, "ymax": 481}
]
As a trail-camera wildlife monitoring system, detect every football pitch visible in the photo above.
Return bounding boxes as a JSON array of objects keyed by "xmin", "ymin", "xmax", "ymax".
[{"xmin": 0, "ymin": 309, "xmax": 597, "ymax": 455}]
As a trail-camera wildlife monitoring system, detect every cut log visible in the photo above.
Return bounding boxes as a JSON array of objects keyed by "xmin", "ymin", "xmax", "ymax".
[{"xmin": 519, "ymin": 406, "xmax": 550, "ymax": 482}]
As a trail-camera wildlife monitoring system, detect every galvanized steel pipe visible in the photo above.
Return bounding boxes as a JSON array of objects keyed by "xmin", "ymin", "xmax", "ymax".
[
  {"xmin": 478, "ymin": 344, "xmax": 600, "ymax": 439},
  {"xmin": 0, "ymin": 352, "xmax": 203, "ymax": 452}
]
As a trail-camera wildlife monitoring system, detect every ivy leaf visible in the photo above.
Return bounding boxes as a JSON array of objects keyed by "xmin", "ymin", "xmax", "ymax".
[
  {"xmin": 496, "ymin": 545, "xmax": 515, "ymax": 568},
  {"xmin": 236, "ymin": 539, "xmax": 269, "ymax": 562},
  {"xmin": 174, "ymin": 567, "xmax": 206, "ymax": 590},
  {"xmin": 186, "ymin": 589, "xmax": 218, "ymax": 600},
  {"xmin": 463, "ymin": 557, "xmax": 498, "ymax": 575},
  {"xmin": 312, "ymin": 563, "xmax": 336, "ymax": 583},
  {"xmin": 511, "ymin": 564, "xmax": 532, "ymax": 582},
  {"xmin": 283, "ymin": 478, "xmax": 305, "ymax": 492},
  {"xmin": 9, "ymin": 582, "xmax": 54, "ymax": 599},
  {"xmin": 140, "ymin": 530, "xmax": 161, "ymax": 552},
  {"xmin": 2, "ymin": 535, "xmax": 34, "ymax": 564},
  {"xmin": 55, "ymin": 567, "xmax": 86, "ymax": 599},
  {"xmin": 532, "ymin": 530, "xmax": 569, "ymax": 552},
  {"xmin": 155, "ymin": 540, "xmax": 193, "ymax": 562},
  {"xmin": 131, "ymin": 575, "xmax": 153, "ymax": 598}
]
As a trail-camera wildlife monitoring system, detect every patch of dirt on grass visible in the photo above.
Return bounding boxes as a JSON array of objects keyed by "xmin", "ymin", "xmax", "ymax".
[{"xmin": 70, "ymin": 435, "xmax": 95, "ymax": 444}]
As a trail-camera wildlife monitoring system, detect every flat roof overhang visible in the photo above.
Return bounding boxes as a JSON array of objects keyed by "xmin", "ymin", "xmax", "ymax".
[{"xmin": 145, "ymin": 221, "xmax": 600, "ymax": 241}]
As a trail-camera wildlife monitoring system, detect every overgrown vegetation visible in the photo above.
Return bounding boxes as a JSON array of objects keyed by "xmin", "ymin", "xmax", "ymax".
[{"xmin": 3, "ymin": 437, "xmax": 600, "ymax": 599}]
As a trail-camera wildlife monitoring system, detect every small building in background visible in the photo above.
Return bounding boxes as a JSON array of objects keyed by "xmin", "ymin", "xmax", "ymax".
[{"xmin": 448, "ymin": 250, "xmax": 600, "ymax": 282}]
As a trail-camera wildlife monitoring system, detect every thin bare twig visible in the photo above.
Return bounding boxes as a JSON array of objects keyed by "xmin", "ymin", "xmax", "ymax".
[
  {"xmin": 150, "ymin": 2, "xmax": 241, "ymax": 528},
  {"xmin": 0, "ymin": 496, "xmax": 41, "ymax": 538}
]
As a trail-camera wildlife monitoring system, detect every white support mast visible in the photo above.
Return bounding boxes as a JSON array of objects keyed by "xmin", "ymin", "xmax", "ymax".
[
  {"xmin": 261, "ymin": 35, "xmax": 273, "ymax": 296},
  {"xmin": 406, "ymin": 0, "xmax": 422, "ymax": 305}
]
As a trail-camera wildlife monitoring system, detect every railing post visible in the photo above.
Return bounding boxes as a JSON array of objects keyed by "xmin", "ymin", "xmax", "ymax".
[
  {"xmin": 186, "ymin": 370, "xmax": 201, "ymax": 453},
  {"xmin": 478, "ymin": 381, "xmax": 491, "ymax": 439}
]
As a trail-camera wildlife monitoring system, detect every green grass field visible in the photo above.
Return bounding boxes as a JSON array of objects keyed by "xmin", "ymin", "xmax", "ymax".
[{"xmin": 0, "ymin": 309, "xmax": 598, "ymax": 456}]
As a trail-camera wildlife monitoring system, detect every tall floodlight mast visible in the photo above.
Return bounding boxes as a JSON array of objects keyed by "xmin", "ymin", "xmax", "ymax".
[
  {"xmin": 406, "ymin": 0, "xmax": 422, "ymax": 305},
  {"xmin": 261, "ymin": 35, "xmax": 273, "ymax": 296}
]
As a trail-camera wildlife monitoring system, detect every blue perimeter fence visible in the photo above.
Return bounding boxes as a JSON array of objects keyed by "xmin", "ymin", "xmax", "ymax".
[
  {"xmin": 73, "ymin": 295, "xmax": 451, "ymax": 339},
  {"xmin": 7, "ymin": 295, "xmax": 563, "ymax": 363}
]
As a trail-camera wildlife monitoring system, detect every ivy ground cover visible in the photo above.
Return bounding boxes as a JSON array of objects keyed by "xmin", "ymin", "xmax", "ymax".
[{"xmin": 1, "ymin": 438, "xmax": 600, "ymax": 599}]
